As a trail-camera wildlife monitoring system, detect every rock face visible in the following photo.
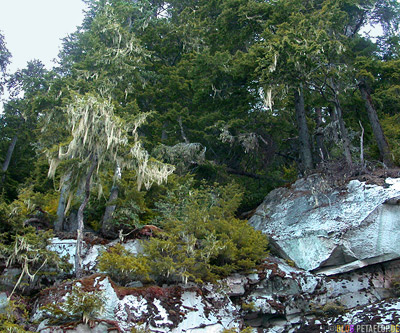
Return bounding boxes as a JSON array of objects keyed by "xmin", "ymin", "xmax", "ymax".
[
  {"xmin": 299, "ymin": 298, "xmax": 400, "ymax": 333},
  {"xmin": 32, "ymin": 256, "xmax": 400, "ymax": 332},
  {"xmin": 239, "ymin": 256, "xmax": 400, "ymax": 331},
  {"xmin": 249, "ymin": 175, "xmax": 400, "ymax": 273},
  {"xmin": 34, "ymin": 275, "xmax": 241, "ymax": 332}
]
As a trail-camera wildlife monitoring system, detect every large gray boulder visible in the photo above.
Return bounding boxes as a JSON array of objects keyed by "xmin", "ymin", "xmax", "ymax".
[{"xmin": 249, "ymin": 175, "xmax": 400, "ymax": 273}]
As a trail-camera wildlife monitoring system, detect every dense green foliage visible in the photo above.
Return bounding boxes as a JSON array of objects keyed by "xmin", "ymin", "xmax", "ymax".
[
  {"xmin": 41, "ymin": 285, "xmax": 105, "ymax": 326},
  {"xmin": 144, "ymin": 181, "xmax": 268, "ymax": 282},
  {"xmin": 98, "ymin": 181, "xmax": 268, "ymax": 284},
  {"xmin": 98, "ymin": 243, "xmax": 151, "ymax": 284},
  {"xmin": 1, "ymin": 0, "xmax": 399, "ymax": 207},
  {"xmin": 0, "ymin": 299, "xmax": 33, "ymax": 332}
]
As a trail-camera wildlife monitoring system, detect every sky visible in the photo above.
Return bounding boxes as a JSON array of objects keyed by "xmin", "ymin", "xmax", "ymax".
[{"xmin": 0, "ymin": 0, "xmax": 87, "ymax": 73}]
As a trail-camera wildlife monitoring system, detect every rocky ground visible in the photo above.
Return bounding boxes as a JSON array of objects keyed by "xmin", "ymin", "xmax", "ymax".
[{"xmin": 1, "ymin": 172, "xmax": 400, "ymax": 332}]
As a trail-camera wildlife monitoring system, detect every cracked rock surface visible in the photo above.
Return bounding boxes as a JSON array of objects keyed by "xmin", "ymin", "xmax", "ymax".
[{"xmin": 249, "ymin": 175, "xmax": 400, "ymax": 273}]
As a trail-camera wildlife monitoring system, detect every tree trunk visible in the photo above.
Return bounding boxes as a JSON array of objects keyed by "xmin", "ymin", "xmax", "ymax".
[
  {"xmin": 101, "ymin": 185, "xmax": 119, "ymax": 237},
  {"xmin": 314, "ymin": 107, "xmax": 329, "ymax": 162},
  {"xmin": 328, "ymin": 79, "xmax": 353, "ymax": 168},
  {"xmin": 55, "ymin": 185, "xmax": 67, "ymax": 231},
  {"xmin": 358, "ymin": 80, "xmax": 393, "ymax": 167},
  {"xmin": 294, "ymin": 85, "xmax": 313, "ymax": 171},
  {"xmin": 55, "ymin": 173, "xmax": 71, "ymax": 232},
  {"xmin": 0, "ymin": 134, "xmax": 17, "ymax": 188},
  {"xmin": 101, "ymin": 166, "xmax": 121, "ymax": 237},
  {"xmin": 333, "ymin": 100, "xmax": 353, "ymax": 168},
  {"xmin": 75, "ymin": 154, "xmax": 97, "ymax": 278},
  {"xmin": 359, "ymin": 120, "xmax": 365, "ymax": 170},
  {"xmin": 328, "ymin": 106, "xmax": 340, "ymax": 143},
  {"xmin": 161, "ymin": 122, "xmax": 169, "ymax": 141}
]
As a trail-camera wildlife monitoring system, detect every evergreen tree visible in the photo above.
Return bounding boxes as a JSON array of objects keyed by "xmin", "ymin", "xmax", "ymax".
[
  {"xmin": 0, "ymin": 32, "xmax": 11, "ymax": 96},
  {"xmin": 45, "ymin": 5, "xmax": 174, "ymax": 276},
  {"xmin": 0, "ymin": 61, "xmax": 52, "ymax": 200}
]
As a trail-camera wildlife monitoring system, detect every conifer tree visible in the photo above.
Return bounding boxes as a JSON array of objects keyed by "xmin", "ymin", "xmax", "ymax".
[
  {"xmin": 47, "ymin": 94, "xmax": 173, "ymax": 277},
  {"xmin": 46, "ymin": 4, "xmax": 175, "ymax": 276},
  {"xmin": 0, "ymin": 32, "xmax": 11, "ymax": 96}
]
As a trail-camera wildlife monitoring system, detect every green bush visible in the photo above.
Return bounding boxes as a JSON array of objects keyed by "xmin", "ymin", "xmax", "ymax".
[
  {"xmin": 0, "ymin": 299, "xmax": 34, "ymax": 332},
  {"xmin": 0, "ymin": 185, "xmax": 59, "ymax": 245},
  {"xmin": 144, "ymin": 180, "xmax": 269, "ymax": 283},
  {"xmin": 41, "ymin": 285, "xmax": 105, "ymax": 326},
  {"xmin": 97, "ymin": 244, "xmax": 151, "ymax": 285},
  {"xmin": 97, "ymin": 179, "xmax": 268, "ymax": 285}
]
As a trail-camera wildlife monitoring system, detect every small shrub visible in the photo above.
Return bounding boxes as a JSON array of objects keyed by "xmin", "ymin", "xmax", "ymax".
[
  {"xmin": 0, "ymin": 299, "xmax": 33, "ymax": 332},
  {"xmin": 97, "ymin": 244, "xmax": 151, "ymax": 285},
  {"xmin": 311, "ymin": 301, "xmax": 346, "ymax": 317},
  {"xmin": 8, "ymin": 186, "xmax": 58, "ymax": 227},
  {"xmin": 281, "ymin": 162, "xmax": 298, "ymax": 182},
  {"xmin": 144, "ymin": 235, "xmax": 212, "ymax": 284},
  {"xmin": 144, "ymin": 180, "xmax": 269, "ymax": 283},
  {"xmin": 241, "ymin": 301, "xmax": 257, "ymax": 312},
  {"xmin": 41, "ymin": 285, "xmax": 105, "ymax": 326}
]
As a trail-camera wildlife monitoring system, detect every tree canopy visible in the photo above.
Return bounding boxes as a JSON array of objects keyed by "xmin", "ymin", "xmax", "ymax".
[{"xmin": 0, "ymin": 0, "xmax": 399, "ymax": 240}]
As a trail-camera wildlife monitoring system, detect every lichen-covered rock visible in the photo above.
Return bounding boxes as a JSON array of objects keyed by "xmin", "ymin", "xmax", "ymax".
[
  {"xmin": 299, "ymin": 298, "xmax": 400, "ymax": 333},
  {"xmin": 31, "ymin": 253, "xmax": 400, "ymax": 332},
  {"xmin": 239, "ymin": 257, "xmax": 400, "ymax": 331},
  {"xmin": 33, "ymin": 274, "xmax": 241, "ymax": 332},
  {"xmin": 0, "ymin": 292, "xmax": 8, "ymax": 313},
  {"xmin": 34, "ymin": 175, "xmax": 400, "ymax": 332},
  {"xmin": 249, "ymin": 175, "xmax": 400, "ymax": 272}
]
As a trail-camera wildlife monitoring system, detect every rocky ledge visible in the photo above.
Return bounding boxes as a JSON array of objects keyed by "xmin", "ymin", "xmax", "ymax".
[
  {"xmin": 249, "ymin": 174, "xmax": 400, "ymax": 274},
  {"xmin": 29, "ymin": 254, "xmax": 400, "ymax": 332}
]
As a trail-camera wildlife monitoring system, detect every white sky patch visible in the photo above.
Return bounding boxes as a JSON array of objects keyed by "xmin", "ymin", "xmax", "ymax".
[
  {"xmin": 0, "ymin": 0, "xmax": 86, "ymax": 73},
  {"xmin": 360, "ymin": 24, "xmax": 384, "ymax": 42}
]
